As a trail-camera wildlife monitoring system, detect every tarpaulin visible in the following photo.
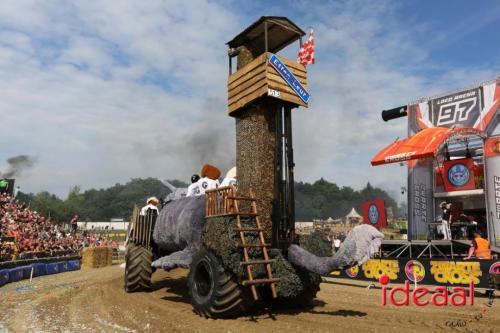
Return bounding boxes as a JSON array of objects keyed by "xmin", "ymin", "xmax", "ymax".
[{"xmin": 371, "ymin": 127, "xmax": 483, "ymax": 166}]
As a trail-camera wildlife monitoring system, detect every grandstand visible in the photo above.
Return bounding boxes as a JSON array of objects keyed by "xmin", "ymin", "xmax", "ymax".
[{"xmin": 0, "ymin": 192, "xmax": 116, "ymax": 263}]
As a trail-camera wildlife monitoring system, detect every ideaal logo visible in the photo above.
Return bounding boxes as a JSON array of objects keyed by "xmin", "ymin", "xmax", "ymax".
[
  {"xmin": 368, "ymin": 204, "xmax": 379, "ymax": 225},
  {"xmin": 448, "ymin": 163, "xmax": 470, "ymax": 187},
  {"xmin": 379, "ymin": 275, "xmax": 475, "ymax": 306}
]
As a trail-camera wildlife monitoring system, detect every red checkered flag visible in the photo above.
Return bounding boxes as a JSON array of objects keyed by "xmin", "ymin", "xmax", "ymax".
[{"xmin": 298, "ymin": 29, "xmax": 315, "ymax": 66}]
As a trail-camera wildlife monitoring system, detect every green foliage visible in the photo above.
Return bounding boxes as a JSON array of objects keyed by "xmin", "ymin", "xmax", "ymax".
[
  {"xmin": 299, "ymin": 231, "xmax": 332, "ymax": 257},
  {"xmin": 17, "ymin": 177, "xmax": 401, "ymax": 224},
  {"xmin": 268, "ymin": 248, "xmax": 303, "ymax": 298},
  {"xmin": 295, "ymin": 179, "xmax": 402, "ymax": 220},
  {"xmin": 202, "ymin": 216, "xmax": 317, "ymax": 299},
  {"xmin": 18, "ymin": 178, "xmax": 186, "ymax": 224}
]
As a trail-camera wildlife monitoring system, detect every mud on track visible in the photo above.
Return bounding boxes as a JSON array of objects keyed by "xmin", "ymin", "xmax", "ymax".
[{"xmin": 0, "ymin": 266, "xmax": 498, "ymax": 333}]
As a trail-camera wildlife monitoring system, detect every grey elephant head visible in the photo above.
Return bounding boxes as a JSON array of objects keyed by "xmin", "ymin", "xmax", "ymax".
[{"xmin": 162, "ymin": 180, "xmax": 187, "ymax": 202}]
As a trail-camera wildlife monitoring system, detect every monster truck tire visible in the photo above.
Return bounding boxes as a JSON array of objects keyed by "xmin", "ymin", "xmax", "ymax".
[
  {"xmin": 124, "ymin": 243, "xmax": 153, "ymax": 292},
  {"xmin": 188, "ymin": 247, "xmax": 248, "ymax": 318}
]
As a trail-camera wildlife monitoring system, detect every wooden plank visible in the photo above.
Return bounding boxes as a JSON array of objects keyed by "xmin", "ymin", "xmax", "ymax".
[
  {"xmin": 267, "ymin": 74, "xmax": 308, "ymax": 95},
  {"xmin": 240, "ymin": 259, "xmax": 276, "ymax": 266},
  {"xmin": 228, "ymin": 64, "xmax": 266, "ymax": 92},
  {"xmin": 229, "ymin": 72, "xmax": 307, "ymax": 109},
  {"xmin": 267, "ymin": 64, "xmax": 307, "ymax": 82},
  {"xmin": 228, "ymin": 80, "xmax": 266, "ymax": 106},
  {"xmin": 266, "ymin": 70, "xmax": 307, "ymax": 87},
  {"xmin": 228, "ymin": 53, "xmax": 267, "ymax": 85},
  {"xmin": 242, "ymin": 278, "xmax": 281, "ymax": 285},
  {"xmin": 228, "ymin": 80, "xmax": 267, "ymax": 107},
  {"xmin": 228, "ymin": 70, "xmax": 267, "ymax": 99},
  {"xmin": 228, "ymin": 65, "xmax": 266, "ymax": 92},
  {"xmin": 228, "ymin": 85, "xmax": 267, "ymax": 114},
  {"xmin": 267, "ymin": 78, "xmax": 308, "ymax": 104},
  {"xmin": 228, "ymin": 83, "xmax": 267, "ymax": 109},
  {"xmin": 267, "ymin": 82, "xmax": 308, "ymax": 107}
]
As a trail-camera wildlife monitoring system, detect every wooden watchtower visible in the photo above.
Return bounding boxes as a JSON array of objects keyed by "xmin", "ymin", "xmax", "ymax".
[{"xmin": 226, "ymin": 17, "xmax": 308, "ymax": 248}]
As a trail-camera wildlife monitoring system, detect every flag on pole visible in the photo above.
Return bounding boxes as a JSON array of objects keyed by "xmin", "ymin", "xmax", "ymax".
[{"xmin": 298, "ymin": 29, "xmax": 315, "ymax": 66}]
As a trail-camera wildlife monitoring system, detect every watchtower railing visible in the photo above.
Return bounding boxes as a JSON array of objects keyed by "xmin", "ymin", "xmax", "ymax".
[{"xmin": 205, "ymin": 186, "xmax": 237, "ymax": 217}]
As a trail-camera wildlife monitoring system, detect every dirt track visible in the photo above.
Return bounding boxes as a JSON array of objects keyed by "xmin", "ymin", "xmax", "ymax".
[{"xmin": 0, "ymin": 266, "xmax": 498, "ymax": 333}]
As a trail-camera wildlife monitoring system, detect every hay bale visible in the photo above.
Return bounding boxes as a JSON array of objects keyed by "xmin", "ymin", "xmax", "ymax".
[{"xmin": 81, "ymin": 247, "xmax": 113, "ymax": 269}]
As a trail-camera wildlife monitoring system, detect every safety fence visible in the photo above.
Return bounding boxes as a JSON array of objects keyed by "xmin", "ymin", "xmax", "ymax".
[{"xmin": 0, "ymin": 258, "xmax": 81, "ymax": 287}]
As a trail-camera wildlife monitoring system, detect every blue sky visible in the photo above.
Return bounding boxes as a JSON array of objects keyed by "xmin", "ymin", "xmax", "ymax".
[{"xmin": 0, "ymin": 0, "xmax": 498, "ymax": 201}]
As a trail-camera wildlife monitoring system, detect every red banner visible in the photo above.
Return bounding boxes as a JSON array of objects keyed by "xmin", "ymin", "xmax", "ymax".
[{"xmin": 361, "ymin": 199, "xmax": 387, "ymax": 228}]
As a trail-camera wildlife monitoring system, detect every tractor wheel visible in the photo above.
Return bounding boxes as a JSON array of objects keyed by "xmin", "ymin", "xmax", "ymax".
[
  {"xmin": 188, "ymin": 247, "xmax": 248, "ymax": 318},
  {"xmin": 124, "ymin": 243, "xmax": 153, "ymax": 292}
]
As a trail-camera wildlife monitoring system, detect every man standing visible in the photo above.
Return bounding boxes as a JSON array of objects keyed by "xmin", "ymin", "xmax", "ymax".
[
  {"xmin": 333, "ymin": 236, "xmax": 341, "ymax": 253},
  {"xmin": 70, "ymin": 214, "xmax": 79, "ymax": 233},
  {"xmin": 440, "ymin": 202, "xmax": 452, "ymax": 240}
]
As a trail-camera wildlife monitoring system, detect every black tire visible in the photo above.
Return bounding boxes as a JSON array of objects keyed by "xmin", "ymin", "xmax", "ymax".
[
  {"xmin": 188, "ymin": 247, "xmax": 248, "ymax": 318},
  {"xmin": 124, "ymin": 243, "xmax": 153, "ymax": 292}
]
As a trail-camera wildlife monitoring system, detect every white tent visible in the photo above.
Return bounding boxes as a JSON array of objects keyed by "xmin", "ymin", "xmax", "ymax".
[
  {"xmin": 346, "ymin": 208, "xmax": 362, "ymax": 219},
  {"xmin": 345, "ymin": 208, "xmax": 363, "ymax": 224}
]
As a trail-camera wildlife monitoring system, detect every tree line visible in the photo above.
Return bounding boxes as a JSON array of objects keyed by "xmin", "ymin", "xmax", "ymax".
[{"xmin": 17, "ymin": 178, "xmax": 404, "ymax": 223}]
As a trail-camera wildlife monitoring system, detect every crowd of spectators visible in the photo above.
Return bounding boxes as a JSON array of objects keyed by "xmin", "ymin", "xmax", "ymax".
[{"xmin": 0, "ymin": 193, "xmax": 116, "ymax": 263}]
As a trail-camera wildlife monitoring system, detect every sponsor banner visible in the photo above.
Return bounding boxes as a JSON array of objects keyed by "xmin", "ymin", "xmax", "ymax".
[
  {"xmin": 268, "ymin": 54, "xmax": 310, "ymax": 103},
  {"xmin": 361, "ymin": 199, "xmax": 387, "ymax": 228},
  {"xmin": 408, "ymin": 159, "xmax": 434, "ymax": 239},
  {"xmin": 328, "ymin": 258, "xmax": 498, "ymax": 288},
  {"xmin": 409, "ymin": 80, "xmax": 499, "ymax": 133},
  {"xmin": 432, "ymin": 87, "xmax": 482, "ymax": 128},
  {"xmin": 485, "ymin": 138, "xmax": 500, "ymax": 247}
]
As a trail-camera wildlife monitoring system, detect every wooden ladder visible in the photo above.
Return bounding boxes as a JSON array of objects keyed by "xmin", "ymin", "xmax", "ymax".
[{"xmin": 229, "ymin": 187, "xmax": 279, "ymax": 301}]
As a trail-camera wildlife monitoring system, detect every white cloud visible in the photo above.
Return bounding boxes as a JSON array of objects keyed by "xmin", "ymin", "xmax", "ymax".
[{"xmin": 0, "ymin": 0, "xmax": 497, "ymax": 201}]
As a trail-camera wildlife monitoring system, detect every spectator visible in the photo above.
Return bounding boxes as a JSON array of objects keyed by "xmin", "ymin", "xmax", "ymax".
[
  {"xmin": 333, "ymin": 235, "xmax": 341, "ymax": 253},
  {"xmin": 70, "ymin": 214, "xmax": 79, "ymax": 233},
  {"xmin": 140, "ymin": 197, "xmax": 159, "ymax": 216},
  {"xmin": 0, "ymin": 193, "xmax": 110, "ymax": 263}
]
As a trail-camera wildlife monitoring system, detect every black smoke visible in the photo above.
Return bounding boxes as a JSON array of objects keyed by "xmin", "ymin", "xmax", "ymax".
[{"xmin": 0, "ymin": 155, "xmax": 36, "ymax": 178}]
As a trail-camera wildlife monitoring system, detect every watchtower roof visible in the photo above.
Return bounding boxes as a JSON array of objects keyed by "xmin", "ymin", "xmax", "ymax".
[{"xmin": 227, "ymin": 16, "xmax": 305, "ymax": 55}]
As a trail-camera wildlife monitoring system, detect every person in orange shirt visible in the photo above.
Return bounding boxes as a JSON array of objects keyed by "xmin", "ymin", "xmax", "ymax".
[{"xmin": 464, "ymin": 232, "xmax": 492, "ymax": 260}]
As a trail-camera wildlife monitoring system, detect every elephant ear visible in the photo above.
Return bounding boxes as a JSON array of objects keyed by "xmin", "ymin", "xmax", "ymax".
[{"xmin": 288, "ymin": 225, "xmax": 384, "ymax": 275}]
